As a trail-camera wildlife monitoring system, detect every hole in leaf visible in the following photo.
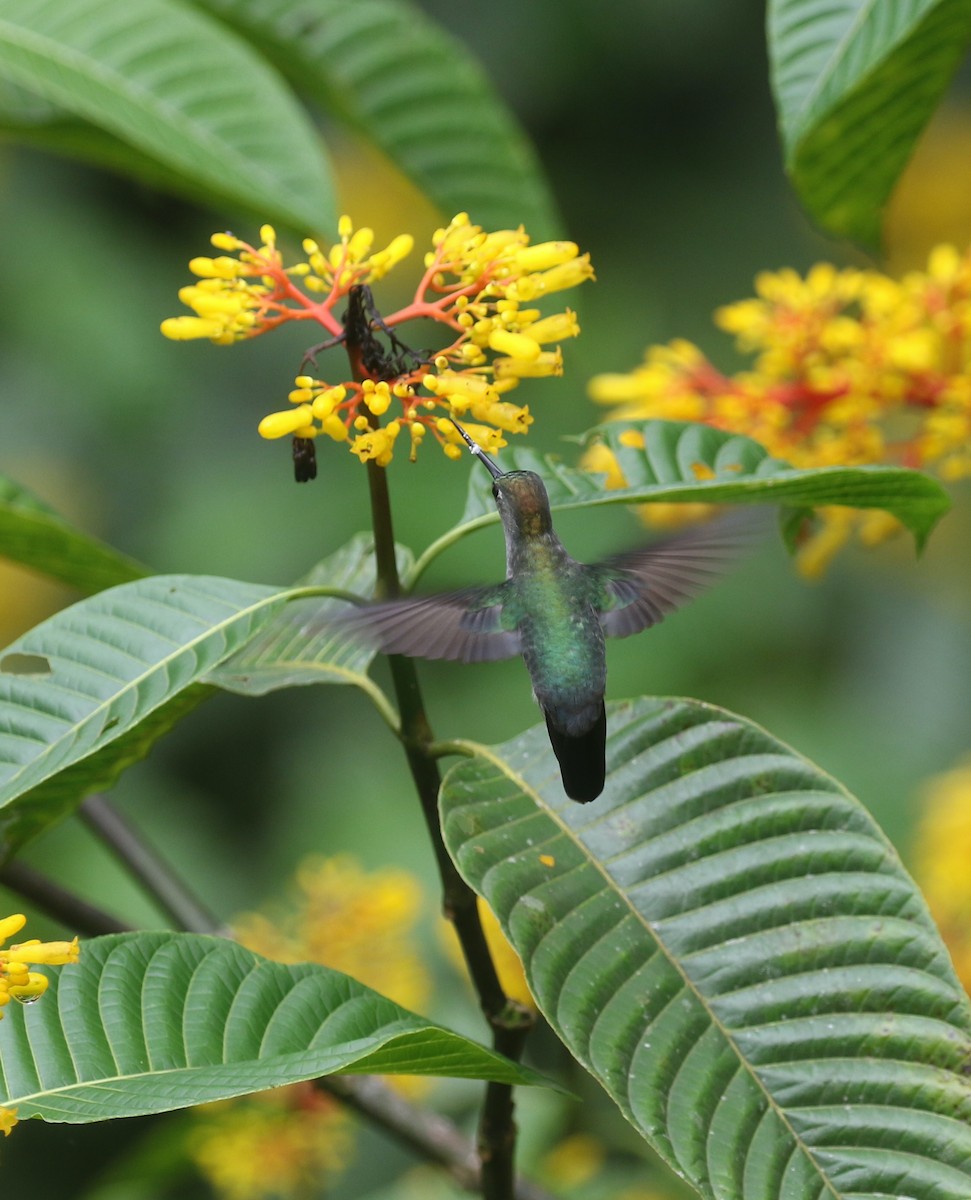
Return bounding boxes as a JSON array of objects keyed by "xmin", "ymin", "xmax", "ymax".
[{"xmin": 0, "ymin": 652, "xmax": 51, "ymax": 676}]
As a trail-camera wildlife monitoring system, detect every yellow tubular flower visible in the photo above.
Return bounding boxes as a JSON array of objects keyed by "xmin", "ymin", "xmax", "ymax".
[
  {"xmin": 257, "ymin": 407, "xmax": 315, "ymax": 439},
  {"xmin": 468, "ymin": 398, "xmax": 533, "ymax": 434},
  {"xmin": 0, "ymin": 914, "xmax": 78, "ymax": 1023},
  {"xmin": 159, "ymin": 315, "xmax": 226, "ymax": 341},
  {"xmin": 487, "ymin": 329, "xmax": 542, "ymax": 360},
  {"xmin": 513, "ymin": 240, "xmax": 579, "ymax": 272},
  {"xmin": 0, "ymin": 1107, "xmax": 17, "ymax": 1137},
  {"xmin": 520, "ymin": 310, "xmax": 580, "ymax": 344},
  {"xmin": 493, "ymin": 349, "xmax": 563, "ymax": 379},
  {"xmin": 437, "ymin": 418, "xmax": 507, "ymax": 453}
]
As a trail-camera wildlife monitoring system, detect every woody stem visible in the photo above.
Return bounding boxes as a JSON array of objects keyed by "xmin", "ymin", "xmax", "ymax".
[{"xmin": 347, "ymin": 305, "xmax": 532, "ymax": 1198}]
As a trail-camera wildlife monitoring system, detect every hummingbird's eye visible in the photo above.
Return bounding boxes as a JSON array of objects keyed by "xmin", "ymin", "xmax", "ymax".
[{"xmin": 491, "ymin": 484, "xmax": 499, "ymax": 500}]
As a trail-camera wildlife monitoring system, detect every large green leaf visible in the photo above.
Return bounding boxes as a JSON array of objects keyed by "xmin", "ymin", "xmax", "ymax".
[
  {"xmin": 0, "ymin": 932, "xmax": 549, "ymax": 1122},
  {"xmin": 768, "ymin": 0, "xmax": 971, "ymax": 245},
  {"xmin": 0, "ymin": 0, "xmax": 335, "ymax": 232},
  {"xmin": 209, "ymin": 532, "xmax": 411, "ymax": 701},
  {"xmin": 0, "ymin": 575, "xmax": 293, "ymax": 858},
  {"xmin": 193, "ymin": 0, "xmax": 559, "ymax": 236},
  {"xmin": 441, "ymin": 697, "xmax": 971, "ymax": 1200},
  {"xmin": 411, "ymin": 420, "xmax": 950, "ymax": 585},
  {"xmin": 0, "ymin": 474, "xmax": 147, "ymax": 594}
]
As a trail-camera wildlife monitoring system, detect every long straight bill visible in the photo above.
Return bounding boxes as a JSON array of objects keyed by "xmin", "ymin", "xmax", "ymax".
[{"xmin": 448, "ymin": 418, "xmax": 505, "ymax": 480}]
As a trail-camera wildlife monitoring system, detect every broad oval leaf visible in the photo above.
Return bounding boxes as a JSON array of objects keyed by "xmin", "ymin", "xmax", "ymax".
[
  {"xmin": 0, "ymin": 931, "xmax": 550, "ymax": 1122},
  {"xmin": 0, "ymin": 474, "xmax": 147, "ymax": 594},
  {"xmin": 0, "ymin": 0, "xmax": 335, "ymax": 231},
  {"xmin": 0, "ymin": 575, "xmax": 292, "ymax": 857},
  {"xmin": 412, "ymin": 420, "xmax": 950, "ymax": 585},
  {"xmin": 195, "ymin": 0, "xmax": 559, "ymax": 235},
  {"xmin": 768, "ymin": 0, "xmax": 971, "ymax": 245},
  {"xmin": 441, "ymin": 697, "xmax": 971, "ymax": 1200}
]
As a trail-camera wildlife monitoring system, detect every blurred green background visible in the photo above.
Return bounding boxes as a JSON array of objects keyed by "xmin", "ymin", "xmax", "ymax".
[{"xmin": 2, "ymin": 0, "xmax": 971, "ymax": 1195}]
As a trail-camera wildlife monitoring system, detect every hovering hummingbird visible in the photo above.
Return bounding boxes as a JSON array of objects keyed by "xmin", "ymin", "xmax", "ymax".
[{"xmin": 334, "ymin": 422, "xmax": 762, "ymax": 802}]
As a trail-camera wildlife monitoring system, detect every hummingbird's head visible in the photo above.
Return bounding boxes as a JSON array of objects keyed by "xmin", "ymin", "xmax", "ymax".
[
  {"xmin": 491, "ymin": 471, "xmax": 553, "ymax": 537},
  {"xmin": 449, "ymin": 419, "xmax": 553, "ymax": 536}
]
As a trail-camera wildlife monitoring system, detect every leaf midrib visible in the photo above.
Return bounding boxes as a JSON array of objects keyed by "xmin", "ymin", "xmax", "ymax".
[
  {"xmin": 784, "ymin": 0, "xmax": 874, "ymax": 135},
  {"xmin": 454, "ymin": 737, "xmax": 855, "ymax": 1199},
  {"xmin": 8, "ymin": 1033, "xmax": 409, "ymax": 1107}
]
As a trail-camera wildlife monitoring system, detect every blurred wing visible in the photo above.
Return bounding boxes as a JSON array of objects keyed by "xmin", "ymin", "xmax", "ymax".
[
  {"xmin": 311, "ymin": 584, "xmax": 522, "ymax": 663},
  {"xmin": 598, "ymin": 508, "xmax": 769, "ymax": 638}
]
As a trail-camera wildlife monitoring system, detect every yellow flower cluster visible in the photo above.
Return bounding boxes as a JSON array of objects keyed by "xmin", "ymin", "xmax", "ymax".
[
  {"xmin": 588, "ymin": 246, "xmax": 971, "ymax": 575},
  {"xmin": 186, "ymin": 856, "xmax": 429, "ymax": 1199},
  {"xmin": 163, "ymin": 214, "xmax": 593, "ymax": 467},
  {"xmin": 0, "ymin": 912, "xmax": 78, "ymax": 1017},
  {"xmin": 233, "ymin": 853, "xmax": 429, "ymax": 1012},
  {"xmin": 190, "ymin": 1091, "xmax": 350, "ymax": 1200},
  {"xmin": 0, "ymin": 913, "xmax": 78, "ymax": 1138},
  {"xmin": 160, "ymin": 221, "xmax": 415, "ymax": 346},
  {"xmin": 913, "ymin": 761, "xmax": 971, "ymax": 990}
]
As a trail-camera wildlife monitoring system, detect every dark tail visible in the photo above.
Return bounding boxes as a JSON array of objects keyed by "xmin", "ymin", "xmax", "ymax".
[{"xmin": 545, "ymin": 704, "xmax": 607, "ymax": 802}]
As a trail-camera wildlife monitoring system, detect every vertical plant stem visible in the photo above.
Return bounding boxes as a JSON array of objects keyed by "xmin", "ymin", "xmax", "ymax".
[
  {"xmin": 342, "ymin": 292, "xmax": 535, "ymax": 1197},
  {"xmin": 363, "ymin": 452, "xmax": 534, "ymax": 1200}
]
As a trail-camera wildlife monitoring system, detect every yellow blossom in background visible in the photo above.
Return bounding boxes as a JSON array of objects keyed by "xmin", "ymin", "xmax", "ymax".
[
  {"xmin": 587, "ymin": 246, "xmax": 971, "ymax": 576},
  {"xmin": 913, "ymin": 761, "xmax": 971, "ymax": 990},
  {"xmin": 0, "ymin": 912, "xmax": 78, "ymax": 1019},
  {"xmin": 538, "ymin": 1132, "xmax": 678, "ymax": 1200},
  {"xmin": 189, "ymin": 857, "xmax": 431, "ymax": 1200},
  {"xmin": 542, "ymin": 1133, "xmax": 606, "ymax": 1189},
  {"xmin": 190, "ymin": 1090, "xmax": 351, "ymax": 1200},
  {"xmin": 0, "ymin": 1107, "xmax": 17, "ymax": 1137},
  {"xmin": 163, "ymin": 213, "xmax": 593, "ymax": 468},
  {"xmin": 233, "ymin": 854, "xmax": 428, "ymax": 1012},
  {"xmin": 440, "ymin": 898, "xmax": 535, "ymax": 1010}
]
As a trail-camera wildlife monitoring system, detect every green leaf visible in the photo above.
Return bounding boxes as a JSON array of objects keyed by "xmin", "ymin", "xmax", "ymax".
[
  {"xmin": 768, "ymin": 0, "xmax": 971, "ymax": 245},
  {"xmin": 441, "ymin": 697, "xmax": 971, "ymax": 1200},
  {"xmin": 0, "ymin": 474, "xmax": 148, "ymax": 594},
  {"xmin": 193, "ymin": 0, "xmax": 560, "ymax": 235},
  {"xmin": 413, "ymin": 420, "xmax": 950, "ymax": 584},
  {"xmin": 0, "ymin": 0, "xmax": 336, "ymax": 232},
  {"xmin": 208, "ymin": 532, "xmax": 412, "ymax": 698},
  {"xmin": 0, "ymin": 575, "xmax": 292, "ymax": 858},
  {"xmin": 0, "ymin": 932, "xmax": 550, "ymax": 1122}
]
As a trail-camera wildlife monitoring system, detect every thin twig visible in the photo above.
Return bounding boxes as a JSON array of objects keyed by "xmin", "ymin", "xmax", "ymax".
[
  {"xmin": 0, "ymin": 860, "xmax": 131, "ymax": 935},
  {"xmin": 320, "ymin": 1076, "xmax": 555, "ymax": 1200},
  {"xmin": 78, "ymin": 795, "xmax": 225, "ymax": 935}
]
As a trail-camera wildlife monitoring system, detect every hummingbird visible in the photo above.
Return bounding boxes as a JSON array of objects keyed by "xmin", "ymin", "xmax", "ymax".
[{"xmin": 333, "ymin": 422, "xmax": 762, "ymax": 802}]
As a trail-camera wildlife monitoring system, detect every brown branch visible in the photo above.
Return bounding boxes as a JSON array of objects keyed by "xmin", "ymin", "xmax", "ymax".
[
  {"xmin": 320, "ymin": 1075, "xmax": 555, "ymax": 1200},
  {"xmin": 79, "ymin": 794, "xmax": 225, "ymax": 934},
  {"xmin": 0, "ymin": 859, "xmax": 131, "ymax": 935}
]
